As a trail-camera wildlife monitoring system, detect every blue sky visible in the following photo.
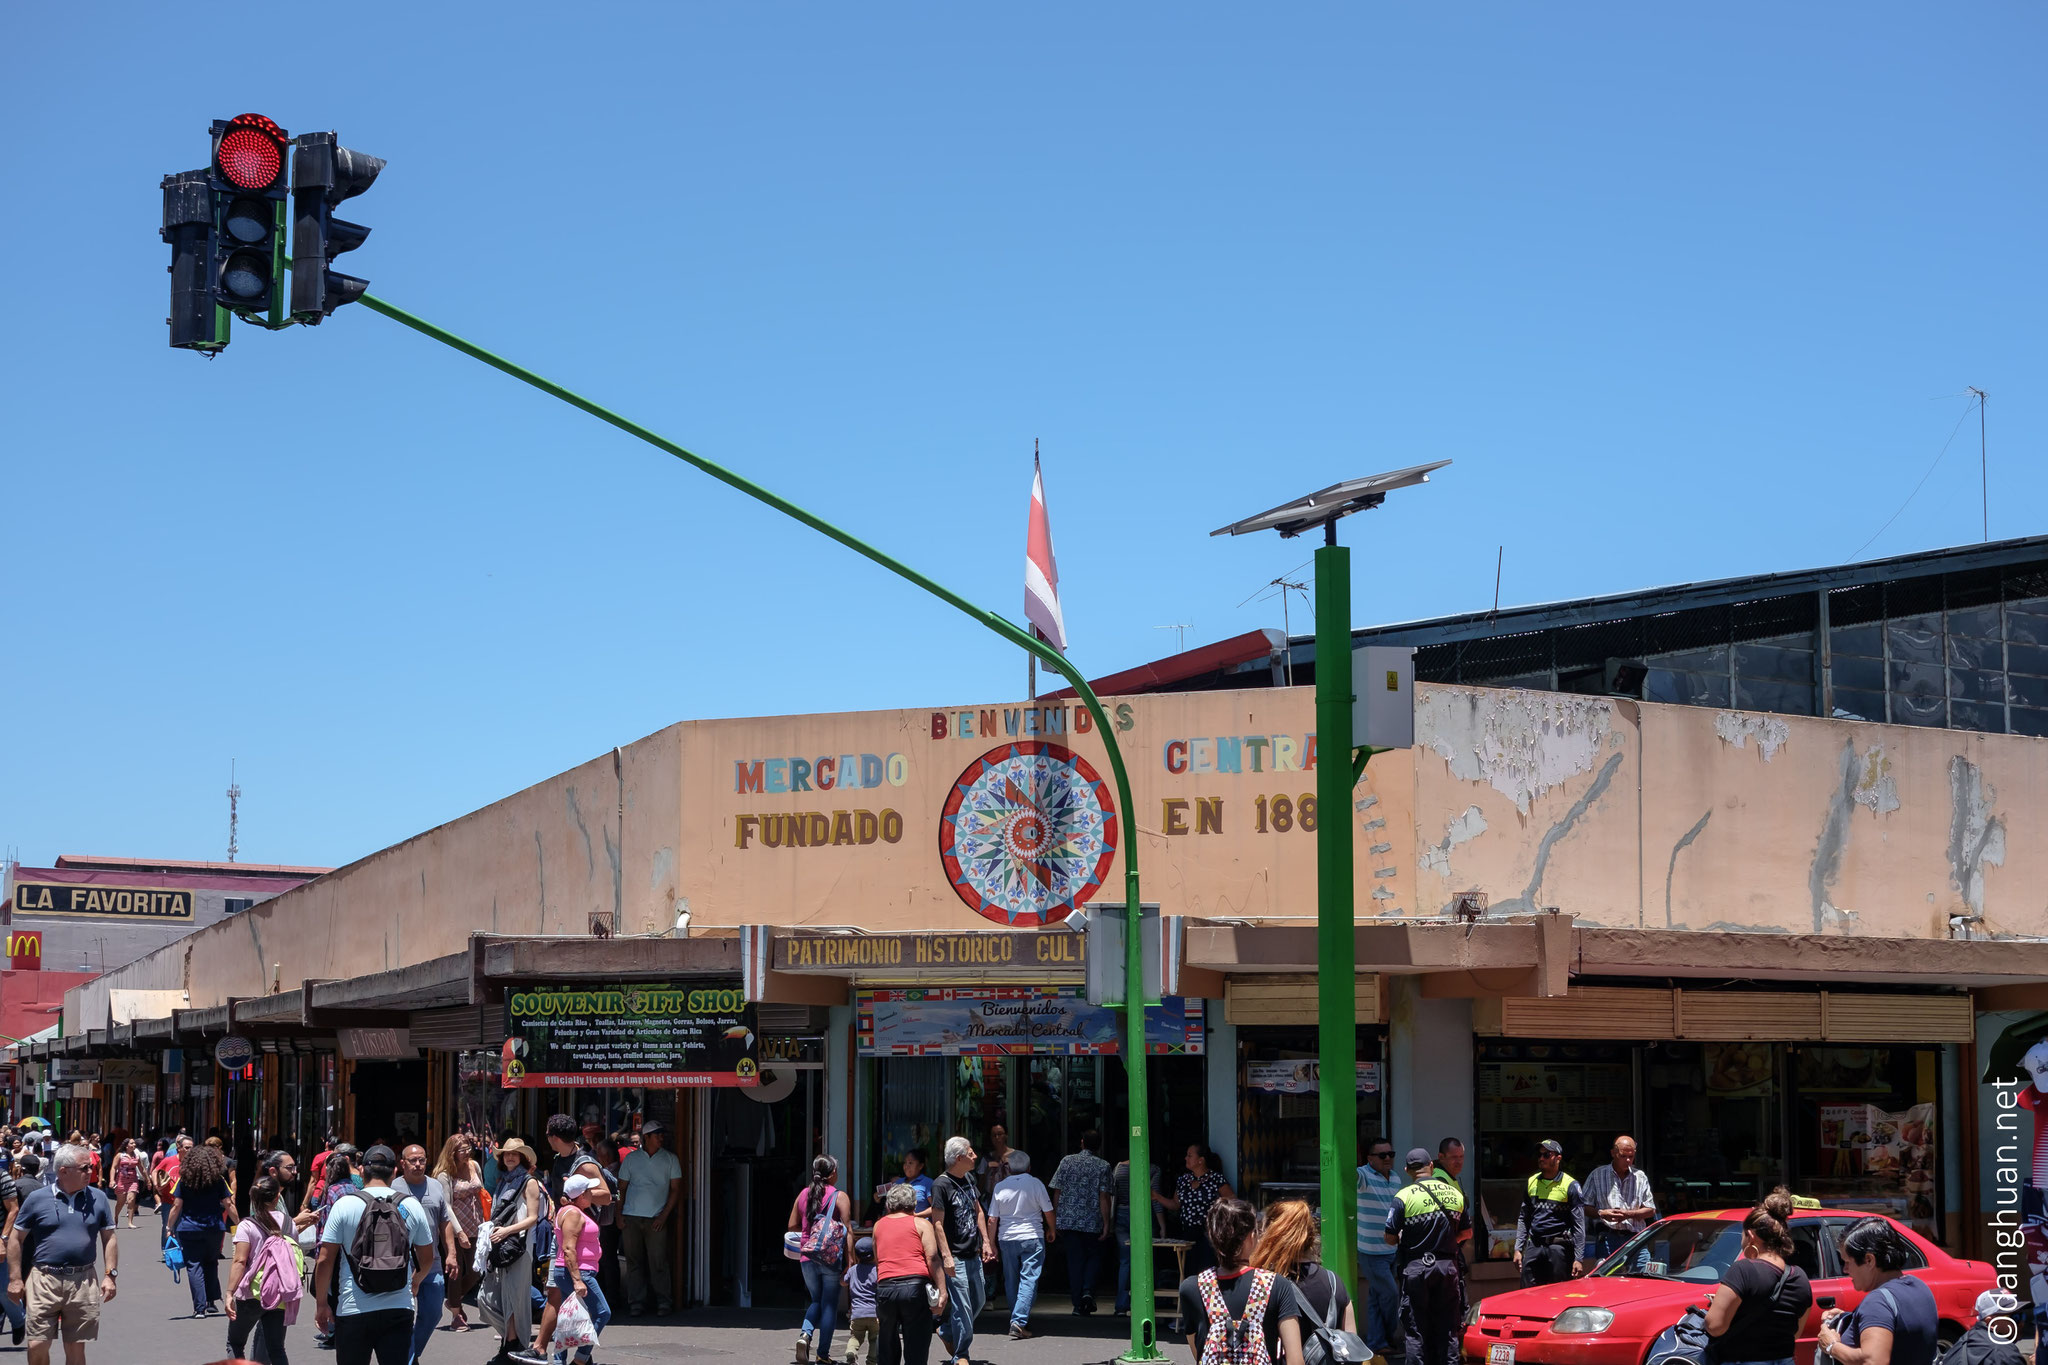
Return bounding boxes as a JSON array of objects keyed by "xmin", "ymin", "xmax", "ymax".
[{"xmin": 4, "ymin": 4, "xmax": 2042, "ymax": 869}]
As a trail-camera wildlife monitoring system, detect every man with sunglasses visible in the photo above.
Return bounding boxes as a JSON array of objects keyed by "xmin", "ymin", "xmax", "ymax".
[{"xmin": 1356, "ymin": 1139, "xmax": 1402, "ymax": 1358}]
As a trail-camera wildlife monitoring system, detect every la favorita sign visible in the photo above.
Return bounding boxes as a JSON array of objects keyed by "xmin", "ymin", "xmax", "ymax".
[{"xmin": 11, "ymin": 881, "xmax": 194, "ymax": 921}]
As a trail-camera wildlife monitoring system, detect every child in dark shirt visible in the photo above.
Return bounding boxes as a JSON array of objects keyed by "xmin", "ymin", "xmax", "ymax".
[{"xmin": 840, "ymin": 1236, "xmax": 879, "ymax": 1365}]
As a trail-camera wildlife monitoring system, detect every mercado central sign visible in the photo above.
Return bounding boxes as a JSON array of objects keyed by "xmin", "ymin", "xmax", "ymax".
[{"xmin": 684, "ymin": 685, "xmax": 1374, "ymax": 935}]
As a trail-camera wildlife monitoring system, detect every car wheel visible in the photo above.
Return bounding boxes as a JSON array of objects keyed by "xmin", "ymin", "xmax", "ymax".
[{"xmin": 1936, "ymin": 1322, "xmax": 1963, "ymax": 1351}]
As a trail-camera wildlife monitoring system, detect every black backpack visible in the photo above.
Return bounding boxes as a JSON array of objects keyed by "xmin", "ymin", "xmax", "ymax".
[{"xmin": 346, "ymin": 1191, "xmax": 412, "ymax": 1295}]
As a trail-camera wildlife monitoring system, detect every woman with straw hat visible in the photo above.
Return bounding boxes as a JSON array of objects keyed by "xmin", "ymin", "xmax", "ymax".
[{"xmin": 479, "ymin": 1138, "xmax": 547, "ymax": 1365}]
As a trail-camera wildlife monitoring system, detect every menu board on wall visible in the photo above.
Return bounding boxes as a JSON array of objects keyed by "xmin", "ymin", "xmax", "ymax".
[
  {"xmin": 504, "ymin": 982, "xmax": 759, "ymax": 1088},
  {"xmin": 1477, "ymin": 1060, "xmax": 1630, "ymax": 1133}
]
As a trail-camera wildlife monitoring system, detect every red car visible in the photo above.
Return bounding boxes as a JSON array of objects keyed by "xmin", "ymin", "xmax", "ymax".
[{"xmin": 1461, "ymin": 1208, "xmax": 1997, "ymax": 1365}]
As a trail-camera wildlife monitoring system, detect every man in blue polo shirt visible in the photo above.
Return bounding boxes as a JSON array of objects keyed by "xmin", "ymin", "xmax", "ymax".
[{"xmin": 5, "ymin": 1144, "xmax": 117, "ymax": 1365}]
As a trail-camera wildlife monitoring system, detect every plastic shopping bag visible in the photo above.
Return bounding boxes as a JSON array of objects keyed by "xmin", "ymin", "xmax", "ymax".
[
  {"xmin": 553, "ymin": 1290, "xmax": 599, "ymax": 1354},
  {"xmin": 163, "ymin": 1236, "xmax": 186, "ymax": 1283}
]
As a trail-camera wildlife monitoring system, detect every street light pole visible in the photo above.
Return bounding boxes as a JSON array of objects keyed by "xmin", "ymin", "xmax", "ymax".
[
  {"xmin": 1314, "ymin": 528, "xmax": 1359, "ymax": 1294},
  {"xmin": 1212, "ymin": 462, "xmax": 1447, "ymax": 1305},
  {"xmin": 342, "ymin": 287, "xmax": 1170, "ymax": 1361}
]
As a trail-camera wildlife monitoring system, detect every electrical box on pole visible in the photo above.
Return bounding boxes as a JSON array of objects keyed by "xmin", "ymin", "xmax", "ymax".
[
  {"xmin": 1352, "ymin": 645, "xmax": 1416, "ymax": 749},
  {"xmin": 290, "ymin": 131, "xmax": 385, "ymax": 321},
  {"xmin": 1083, "ymin": 902, "xmax": 1161, "ymax": 1007}
]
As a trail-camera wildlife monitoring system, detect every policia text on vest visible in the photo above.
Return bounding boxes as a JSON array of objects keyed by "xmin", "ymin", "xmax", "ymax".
[
  {"xmin": 1384, "ymin": 1154, "xmax": 1471, "ymax": 1365},
  {"xmin": 1514, "ymin": 1156, "xmax": 1589, "ymax": 1288}
]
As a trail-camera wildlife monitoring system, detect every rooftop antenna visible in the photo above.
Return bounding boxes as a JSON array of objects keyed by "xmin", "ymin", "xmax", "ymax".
[
  {"xmin": 1490, "ymin": 545, "xmax": 1504, "ymax": 620},
  {"xmin": 1966, "ymin": 387, "xmax": 1987, "ymax": 541},
  {"xmin": 1154, "ymin": 623, "xmax": 1193, "ymax": 652},
  {"xmin": 226, "ymin": 760, "xmax": 240, "ymax": 864},
  {"xmin": 1237, "ymin": 570, "xmax": 1310, "ymax": 685}
]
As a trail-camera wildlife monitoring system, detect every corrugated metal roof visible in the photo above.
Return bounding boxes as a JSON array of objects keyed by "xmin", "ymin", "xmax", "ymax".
[{"xmin": 51, "ymin": 854, "xmax": 332, "ymax": 876}]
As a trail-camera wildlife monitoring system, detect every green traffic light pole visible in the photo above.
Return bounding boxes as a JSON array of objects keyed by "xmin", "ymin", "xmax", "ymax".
[{"xmin": 342, "ymin": 288, "xmax": 1170, "ymax": 1362}]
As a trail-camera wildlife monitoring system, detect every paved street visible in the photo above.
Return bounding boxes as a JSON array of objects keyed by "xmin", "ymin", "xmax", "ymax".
[{"xmin": 87, "ymin": 1224, "xmax": 1150, "ymax": 1365}]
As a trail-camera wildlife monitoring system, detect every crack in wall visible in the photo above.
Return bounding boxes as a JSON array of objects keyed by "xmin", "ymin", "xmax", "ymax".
[
  {"xmin": 1664, "ymin": 808, "xmax": 1713, "ymax": 928},
  {"xmin": 1489, "ymin": 750, "xmax": 1625, "ymax": 915}
]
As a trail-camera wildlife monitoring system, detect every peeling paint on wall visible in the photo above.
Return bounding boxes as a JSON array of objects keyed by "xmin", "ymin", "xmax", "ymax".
[
  {"xmin": 1809, "ymin": 741, "xmax": 1858, "ymax": 934},
  {"xmin": 1852, "ymin": 748, "xmax": 1900, "ymax": 816},
  {"xmin": 1714, "ymin": 712, "xmax": 1791, "ymax": 761},
  {"xmin": 1948, "ymin": 756, "xmax": 2007, "ymax": 915},
  {"xmin": 1420, "ymin": 806, "xmax": 1489, "ymax": 876},
  {"xmin": 1490, "ymin": 750, "xmax": 1626, "ymax": 915},
  {"xmin": 1418, "ymin": 687, "xmax": 1614, "ymax": 814}
]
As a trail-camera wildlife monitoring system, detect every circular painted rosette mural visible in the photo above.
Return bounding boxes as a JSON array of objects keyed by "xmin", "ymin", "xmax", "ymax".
[{"xmin": 939, "ymin": 740, "xmax": 1118, "ymax": 927}]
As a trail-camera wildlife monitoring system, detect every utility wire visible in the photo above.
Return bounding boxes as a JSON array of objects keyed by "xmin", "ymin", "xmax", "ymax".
[{"xmin": 1851, "ymin": 397, "xmax": 1981, "ymax": 560}]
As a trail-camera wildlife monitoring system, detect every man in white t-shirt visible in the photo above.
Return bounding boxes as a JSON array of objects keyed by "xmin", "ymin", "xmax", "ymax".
[
  {"xmin": 988, "ymin": 1151, "xmax": 1056, "ymax": 1341},
  {"xmin": 616, "ymin": 1122, "xmax": 682, "ymax": 1317}
]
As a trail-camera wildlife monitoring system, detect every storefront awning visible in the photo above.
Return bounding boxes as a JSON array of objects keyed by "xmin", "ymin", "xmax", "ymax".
[{"xmin": 1183, "ymin": 917, "xmax": 2048, "ymax": 992}]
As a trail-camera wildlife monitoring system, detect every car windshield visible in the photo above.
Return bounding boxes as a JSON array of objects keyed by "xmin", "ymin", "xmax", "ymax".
[{"xmin": 1592, "ymin": 1217, "xmax": 1744, "ymax": 1282}]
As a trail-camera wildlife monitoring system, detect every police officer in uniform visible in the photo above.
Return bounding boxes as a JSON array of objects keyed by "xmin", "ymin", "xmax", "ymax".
[
  {"xmin": 1384, "ymin": 1148, "xmax": 1470, "ymax": 1365},
  {"xmin": 1514, "ymin": 1139, "xmax": 1588, "ymax": 1288}
]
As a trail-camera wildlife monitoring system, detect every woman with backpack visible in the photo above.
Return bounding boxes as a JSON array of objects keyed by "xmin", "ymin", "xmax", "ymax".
[
  {"xmin": 479, "ymin": 1138, "xmax": 546, "ymax": 1365},
  {"xmin": 1177, "ymin": 1198, "xmax": 1307, "ymax": 1365},
  {"xmin": 1704, "ymin": 1189, "xmax": 1816, "ymax": 1365},
  {"xmin": 1815, "ymin": 1218, "xmax": 1942, "ymax": 1365},
  {"xmin": 225, "ymin": 1175, "xmax": 301, "ymax": 1364},
  {"xmin": 167, "ymin": 1140, "xmax": 242, "ymax": 1318},
  {"xmin": 789, "ymin": 1154, "xmax": 854, "ymax": 1363},
  {"xmin": 1251, "ymin": 1200, "xmax": 1360, "ymax": 1352}
]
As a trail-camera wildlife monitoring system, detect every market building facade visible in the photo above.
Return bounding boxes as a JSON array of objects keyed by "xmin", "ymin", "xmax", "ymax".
[{"xmin": 31, "ymin": 662, "xmax": 2046, "ymax": 1305}]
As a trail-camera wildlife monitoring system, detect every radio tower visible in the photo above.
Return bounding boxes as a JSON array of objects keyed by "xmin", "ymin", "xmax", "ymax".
[{"xmin": 226, "ymin": 761, "xmax": 241, "ymax": 864}]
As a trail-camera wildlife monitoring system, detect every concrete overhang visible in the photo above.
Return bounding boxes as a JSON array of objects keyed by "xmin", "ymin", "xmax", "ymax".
[
  {"xmin": 131, "ymin": 1016, "xmax": 175, "ymax": 1043},
  {"xmin": 1182, "ymin": 917, "xmax": 2048, "ymax": 994},
  {"xmin": 306, "ymin": 951, "xmax": 474, "ymax": 1026},
  {"xmin": 174, "ymin": 1005, "xmax": 232, "ymax": 1038},
  {"xmin": 474, "ymin": 933, "xmax": 742, "ymax": 983}
]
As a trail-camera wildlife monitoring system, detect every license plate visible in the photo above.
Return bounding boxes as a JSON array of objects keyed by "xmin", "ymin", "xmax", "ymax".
[{"xmin": 1488, "ymin": 1345, "xmax": 1516, "ymax": 1365}]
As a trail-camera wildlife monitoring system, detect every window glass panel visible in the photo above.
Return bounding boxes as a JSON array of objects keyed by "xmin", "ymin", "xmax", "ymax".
[
  {"xmin": 2011, "ymin": 708, "xmax": 2048, "ymax": 739},
  {"xmin": 2011, "ymin": 675, "xmax": 2048, "ymax": 709},
  {"xmin": 1889, "ymin": 692, "xmax": 1946, "ymax": 727},
  {"xmin": 1888, "ymin": 661, "xmax": 1944, "ymax": 703},
  {"xmin": 1649, "ymin": 646, "xmax": 1729, "ymax": 674},
  {"xmin": 1736, "ymin": 644, "xmax": 1816, "ymax": 685},
  {"xmin": 1885, "ymin": 625, "xmax": 1941, "ymax": 665},
  {"xmin": 1829, "ymin": 624, "xmax": 1884, "ymax": 659},
  {"xmin": 1948, "ymin": 666, "xmax": 2004, "ymax": 704},
  {"xmin": 1830, "ymin": 689, "xmax": 1886, "ymax": 722},
  {"xmin": 1831, "ymin": 657, "xmax": 1886, "ymax": 693},
  {"xmin": 1735, "ymin": 680, "xmax": 1815, "ymax": 715},
  {"xmin": 1946, "ymin": 635, "xmax": 2001, "ymax": 671},
  {"xmin": 1891, "ymin": 611, "xmax": 1943, "ymax": 638},
  {"xmin": 1946, "ymin": 604, "xmax": 2002, "ymax": 639},
  {"xmin": 1647, "ymin": 670, "xmax": 1730, "ymax": 707},
  {"xmin": 2006, "ymin": 606, "xmax": 2048, "ymax": 647},
  {"xmin": 2008, "ymin": 643, "xmax": 2048, "ymax": 678},
  {"xmin": 1949, "ymin": 700, "xmax": 2006, "ymax": 733}
]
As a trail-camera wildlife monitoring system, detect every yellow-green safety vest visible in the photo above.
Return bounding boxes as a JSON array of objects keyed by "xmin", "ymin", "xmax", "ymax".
[
  {"xmin": 1396, "ymin": 1177, "xmax": 1466, "ymax": 1218},
  {"xmin": 1526, "ymin": 1171, "xmax": 1576, "ymax": 1203}
]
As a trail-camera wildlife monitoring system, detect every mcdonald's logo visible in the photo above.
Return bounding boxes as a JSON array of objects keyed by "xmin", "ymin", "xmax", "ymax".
[{"xmin": 8, "ymin": 932, "xmax": 42, "ymax": 971}]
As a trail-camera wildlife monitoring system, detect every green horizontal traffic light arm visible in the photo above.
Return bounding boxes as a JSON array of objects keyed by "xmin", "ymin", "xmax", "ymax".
[{"xmin": 341, "ymin": 284, "xmax": 1170, "ymax": 1361}]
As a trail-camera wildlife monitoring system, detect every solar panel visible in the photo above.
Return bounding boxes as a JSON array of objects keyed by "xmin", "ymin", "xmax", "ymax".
[{"xmin": 1209, "ymin": 460, "xmax": 1451, "ymax": 539}]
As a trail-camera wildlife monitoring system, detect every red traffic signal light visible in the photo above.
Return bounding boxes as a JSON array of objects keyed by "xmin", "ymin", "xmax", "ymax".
[{"xmin": 213, "ymin": 113, "xmax": 287, "ymax": 191}]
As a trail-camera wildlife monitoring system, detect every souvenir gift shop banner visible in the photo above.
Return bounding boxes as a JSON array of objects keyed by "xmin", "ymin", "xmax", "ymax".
[{"xmin": 680, "ymin": 687, "xmax": 1393, "ymax": 932}]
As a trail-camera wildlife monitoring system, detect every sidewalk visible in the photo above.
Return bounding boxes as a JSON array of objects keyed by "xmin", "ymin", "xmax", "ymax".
[{"xmin": 92, "ymin": 1222, "xmax": 1149, "ymax": 1364}]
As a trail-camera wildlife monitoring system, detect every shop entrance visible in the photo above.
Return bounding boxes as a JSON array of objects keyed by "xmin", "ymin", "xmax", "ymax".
[
  {"xmin": 708, "ymin": 1067, "xmax": 825, "ymax": 1308},
  {"xmin": 349, "ymin": 1059, "xmax": 429, "ymax": 1148}
]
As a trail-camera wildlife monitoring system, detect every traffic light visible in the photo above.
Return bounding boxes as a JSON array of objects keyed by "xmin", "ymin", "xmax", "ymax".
[
  {"xmin": 159, "ymin": 112, "xmax": 291, "ymax": 352},
  {"xmin": 290, "ymin": 131, "xmax": 385, "ymax": 322}
]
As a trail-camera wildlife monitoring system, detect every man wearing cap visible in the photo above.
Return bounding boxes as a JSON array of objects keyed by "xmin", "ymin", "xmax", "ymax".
[
  {"xmin": 315, "ymin": 1143, "xmax": 437, "ymax": 1365},
  {"xmin": 616, "ymin": 1121, "xmax": 681, "ymax": 1318},
  {"xmin": 1384, "ymin": 1148, "xmax": 1469, "ymax": 1365},
  {"xmin": 1514, "ymin": 1141, "xmax": 1588, "ymax": 1288}
]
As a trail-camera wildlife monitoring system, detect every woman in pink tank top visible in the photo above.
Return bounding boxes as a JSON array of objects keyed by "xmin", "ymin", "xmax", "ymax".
[{"xmin": 536, "ymin": 1173, "xmax": 611, "ymax": 1364}]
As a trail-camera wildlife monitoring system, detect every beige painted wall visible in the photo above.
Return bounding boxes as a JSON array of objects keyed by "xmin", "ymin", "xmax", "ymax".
[
  {"xmin": 1407, "ymin": 685, "xmax": 2045, "ymax": 937},
  {"xmin": 67, "ymin": 683, "xmax": 2047, "ymax": 1030},
  {"xmin": 68, "ymin": 727, "xmax": 684, "ymax": 1030}
]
